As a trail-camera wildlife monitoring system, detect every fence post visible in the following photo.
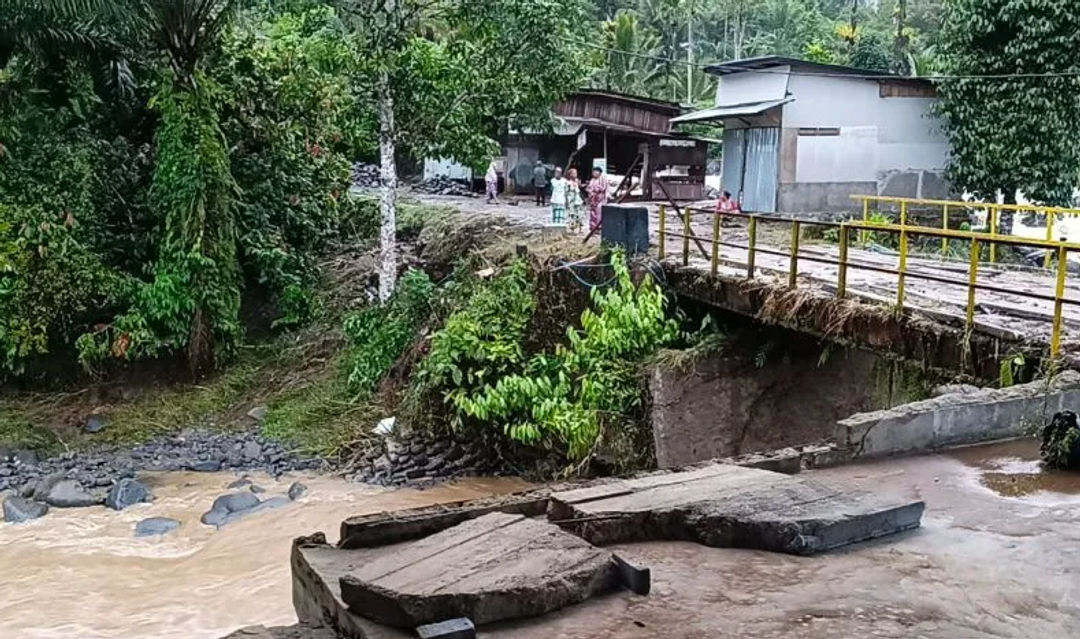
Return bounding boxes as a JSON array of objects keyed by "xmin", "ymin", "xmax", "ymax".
[
  {"xmin": 1052, "ymin": 245, "xmax": 1068, "ymax": 358},
  {"xmin": 658, "ymin": 205, "xmax": 666, "ymax": 260},
  {"xmin": 861, "ymin": 197, "xmax": 869, "ymax": 245},
  {"xmin": 1045, "ymin": 211, "xmax": 1056, "ymax": 269},
  {"xmin": 900, "ymin": 200, "xmax": 908, "ymax": 226},
  {"xmin": 682, "ymin": 206, "xmax": 690, "ymax": 266},
  {"xmin": 941, "ymin": 204, "xmax": 949, "ymax": 257},
  {"xmin": 989, "ymin": 206, "xmax": 998, "ymax": 264},
  {"xmin": 788, "ymin": 221, "xmax": 801, "ymax": 288},
  {"xmin": 837, "ymin": 224, "xmax": 849, "ymax": 298},
  {"xmin": 897, "ymin": 226, "xmax": 908, "ymax": 313},
  {"xmin": 966, "ymin": 239, "xmax": 980, "ymax": 336},
  {"xmin": 711, "ymin": 212, "xmax": 721, "ymax": 276},
  {"xmin": 746, "ymin": 216, "xmax": 757, "ymax": 279}
]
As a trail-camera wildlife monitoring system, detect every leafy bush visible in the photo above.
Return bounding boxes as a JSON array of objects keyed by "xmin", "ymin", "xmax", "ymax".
[
  {"xmin": 343, "ymin": 269, "xmax": 434, "ymax": 397},
  {"xmin": 418, "ymin": 252, "xmax": 680, "ymax": 462},
  {"xmin": 414, "ymin": 259, "xmax": 536, "ymax": 405}
]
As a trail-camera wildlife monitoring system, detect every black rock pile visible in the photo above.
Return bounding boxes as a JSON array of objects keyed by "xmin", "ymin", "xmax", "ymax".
[
  {"xmin": 348, "ymin": 431, "xmax": 498, "ymax": 486},
  {"xmin": 411, "ymin": 176, "xmax": 474, "ymax": 197},
  {"xmin": 0, "ymin": 429, "xmax": 323, "ymax": 497},
  {"xmin": 352, "ymin": 162, "xmax": 380, "ymax": 189}
]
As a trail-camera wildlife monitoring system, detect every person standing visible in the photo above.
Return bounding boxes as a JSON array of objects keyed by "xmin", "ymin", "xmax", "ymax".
[
  {"xmin": 549, "ymin": 167, "xmax": 568, "ymax": 224},
  {"xmin": 565, "ymin": 167, "xmax": 585, "ymax": 233},
  {"xmin": 586, "ymin": 167, "xmax": 608, "ymax": 232},
  {"xmin": 533, "ymin": 161, "xmax": 549, "ymax": 206},
  {"xmin": 485, "ymin": 161, "xmax": 499, "ymax": 204}
]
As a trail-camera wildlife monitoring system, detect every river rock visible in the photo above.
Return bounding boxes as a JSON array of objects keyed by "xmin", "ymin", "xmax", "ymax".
[
  {"xmin": 189, "ymin": 460, "xmax": 223, "ymax": 472},
  {"xmin": 201, "ymin": 491, "xmax": 261, "ymax": 527},
  {"xmin": 106, "ymin": 478, "xmax": 151, "ymax": 510},
  {"xmin": 249, "ymin": 484, "xmax": 265, "ymax": 494},
  {"xmin": 32, "ymin": 471, "xmax": 66, "ymax": 501},
  {"xmin": 12, "ymin": 449, "xmax": 38, "ymax": 467},
  {"xmin": 242, "ymin": 441, "xmax": 262, "ymax": 461},
  {"xmin": 135, "ymin": 517, "xmax": 181, "ymax": 537},
  {"xmin": 44, "ymin": 479, "xmax": 100, "ymax": 508},
  {"xmin": 287, "ymin": 482, "xmax": 307, "ymax": 501},
  {"xmin": 3, "ymin": 495, "xmax": 49, "ymax": 523},
  {"xmin": 247, "ymin": 405, "xmax": 268, "ymax": 422},
  {"xmin": 251, "ymin": 496, "xmax": 291, "ymax": 513},
  {"xmin": 85, "ymin": 413, "xmax": 108, "ymax": 434},
  {"xmin": 227, "ymin": 477, "xmax": 252, "ymax": 489}
]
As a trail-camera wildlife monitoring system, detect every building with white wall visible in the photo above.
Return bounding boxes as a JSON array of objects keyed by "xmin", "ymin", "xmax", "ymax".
[{"xmin": 672, "ymin": 56, "xmax": 949, "ymax": 214}]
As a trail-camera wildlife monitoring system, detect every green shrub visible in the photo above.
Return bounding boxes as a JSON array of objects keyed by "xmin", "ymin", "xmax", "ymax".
[
  {"xmin": 343, "ymin": 269, "xmax": 434, "ymax": 396},
  {"xmin": 418, "ymin": 252, "xmax": 681, "ymax": 462}
]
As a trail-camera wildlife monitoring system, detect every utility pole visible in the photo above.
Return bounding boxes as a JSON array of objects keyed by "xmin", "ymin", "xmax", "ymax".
[{"xmin": 686, "ymin": 0, "xmax": 693, "ymax": 104}]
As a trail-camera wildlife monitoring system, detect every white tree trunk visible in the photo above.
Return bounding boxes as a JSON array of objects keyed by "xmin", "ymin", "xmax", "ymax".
[{"xmin": 376, "ymin": 68, "xmax": 398, "ymax": 302}]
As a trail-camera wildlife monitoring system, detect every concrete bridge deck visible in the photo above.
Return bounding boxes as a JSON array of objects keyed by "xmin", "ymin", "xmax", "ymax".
[{"xmin": 651, "ymin": 206, "xmax": 1080, "ymax": 375}]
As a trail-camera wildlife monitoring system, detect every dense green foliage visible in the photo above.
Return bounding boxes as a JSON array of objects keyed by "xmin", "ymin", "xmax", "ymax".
[
  {"xmin": 344, "ymin": 269, "xmax": 434, "ymax": 397},
  {"xmin": 935, "ymin": 0, "xmax": 1080, "ymax": 206},
  {"xmin": 416, "ymin": 254, "xmax": 681, "ymax": 462},
  {"xmin": 590, "ymin": 0, "xmax": 943, "ymax": 102}
]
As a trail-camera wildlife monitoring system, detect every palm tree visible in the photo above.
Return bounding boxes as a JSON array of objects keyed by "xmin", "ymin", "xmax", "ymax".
[
  {"xmin": 602, "ymin": 10, "xmax": 665, "ymax": 97},
  {"xmin": 0, "ymin": 0, "xmax": 133, "ymax": 95}
]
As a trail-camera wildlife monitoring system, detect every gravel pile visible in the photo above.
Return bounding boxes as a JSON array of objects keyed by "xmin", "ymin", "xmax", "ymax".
[
  {"xmin": 0, "ymin": 429, "xmax": 323, "ymax": 496},
  {"xmin": 348, "ymin": 431, "xmax": 497, "ymax": 486},
  {"xmin": 411, "ymin": 176, "xmax": 474, "ymax": 197},
  {"xmin": 352, "ymin": 162, "xmax": 380, "ymax": 189}
]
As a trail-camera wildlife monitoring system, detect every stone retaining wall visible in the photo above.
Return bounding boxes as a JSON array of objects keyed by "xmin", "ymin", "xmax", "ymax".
[{"xmin": 837, "ymin": 371, "xmax": 1080, "ymax": 458}]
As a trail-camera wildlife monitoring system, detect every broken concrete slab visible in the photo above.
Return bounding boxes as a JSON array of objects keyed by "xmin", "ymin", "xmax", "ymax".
[
  {"xmin": 292, "ymin": 533, "xmax": 411, "ymax": 639},
  {"xmin": 838, "ymin": 370, "xmax": 1080, "ymax": 458},
  {"xmin": 547, "ymin": 463, "xmax": 923, "ymax": 556},
  {"xmin": 338, "ymin": 491, "xmax": 549, "ymax": 549},
  {"xmin": 335, "ymin": 512, "xmax": 620, "ymax": 628}
]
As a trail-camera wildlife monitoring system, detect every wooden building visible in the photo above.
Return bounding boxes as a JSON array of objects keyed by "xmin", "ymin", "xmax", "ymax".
[{"xmin": 503, "ymin": 89, "xmax": 711, "ymax": 200}]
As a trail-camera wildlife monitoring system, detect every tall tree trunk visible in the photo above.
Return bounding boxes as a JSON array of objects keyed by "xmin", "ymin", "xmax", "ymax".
[{"xmin": 376, "ymin": 68, "xmax": 398, "ymax": 302}]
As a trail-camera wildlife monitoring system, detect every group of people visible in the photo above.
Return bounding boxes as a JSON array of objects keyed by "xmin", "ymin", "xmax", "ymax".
[{"xmin": 533, "ymin": 161, "xmax": 607, "ymax": 233}]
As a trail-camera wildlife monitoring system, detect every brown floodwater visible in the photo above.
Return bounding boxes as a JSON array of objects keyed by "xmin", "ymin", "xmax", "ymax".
[
  {"xmin": 949, "ymin": 437, "xmax": 1080, "ymax": 502},
  {"xmin": 0, "ymin": 471, "xmax": 531, "ymax": 639}
]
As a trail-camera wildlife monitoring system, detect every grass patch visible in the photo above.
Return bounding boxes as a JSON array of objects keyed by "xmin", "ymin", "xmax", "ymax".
[
  {"xmin": 261, "ymin": 353, "xmax": 378, "ymax": 458},
  {"xmin": 0, "ymin": 415, "xmax": 63, "ymax": 456}
]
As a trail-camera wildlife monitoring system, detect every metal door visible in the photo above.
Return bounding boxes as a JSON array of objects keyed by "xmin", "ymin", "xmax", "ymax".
[
  {"xmin": 743, "ymin": 127, "xmax": 779, "ymax": 213},
  {"xmin": 720, "ymin": 128, "xmax": 746, "ymax": 197}
]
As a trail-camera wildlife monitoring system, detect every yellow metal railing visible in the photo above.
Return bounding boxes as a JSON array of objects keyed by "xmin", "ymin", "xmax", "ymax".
[
  {"xmin": 851, "ymin": 194, "xmax": 1080, "ymax": 268},
  {"xmin": 656, "ymin": 204, "xmax": 1078, "ymax": 359}
]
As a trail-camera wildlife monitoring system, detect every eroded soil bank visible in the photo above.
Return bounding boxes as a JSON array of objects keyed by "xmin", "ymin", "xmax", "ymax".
[{"xmin": 0, "ymin": 472, "xmax": 529, "ymax": 639}]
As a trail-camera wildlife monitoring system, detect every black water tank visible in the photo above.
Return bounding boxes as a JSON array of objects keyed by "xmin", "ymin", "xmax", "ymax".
[{"xmin": 601, "ymin": 205, "xmax": 649, "ymax": 254}]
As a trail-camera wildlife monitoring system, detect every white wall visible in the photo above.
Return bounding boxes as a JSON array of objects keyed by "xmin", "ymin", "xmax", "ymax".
[
  {"xmin": 782, "ymin": 74, "xmax": 948, "ymax": 183},
  {"xmin": 715, "ymin": 68, "xmax": 790, "ymax": 106}
]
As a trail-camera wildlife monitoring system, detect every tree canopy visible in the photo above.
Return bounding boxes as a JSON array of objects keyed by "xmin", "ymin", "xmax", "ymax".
[{"xmin": 935, "ymin": 0, "xmax": 1080, "ymax": 205}]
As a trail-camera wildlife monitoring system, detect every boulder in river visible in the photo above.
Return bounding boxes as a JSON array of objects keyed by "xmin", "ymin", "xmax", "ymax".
[
  {"xmin": 106, "ymin": 478, "xmax": 152, "ymax": 510},
  {"xmin": 44, "ymin": 479, "xmax": 101, "ymax": 508},
  {"xmin": 189, "ymin": 460, "xmax": 223, "ymax": 472},
  {"xmin": 227, "ymin": 477, "xmax": 252, "ymax": 489},
  {"xmin": 201, "ymin": 491, "xmax": 261, "ymax": 527},
  {"xmin": 3, "ymin": 495, "xmax": 49, "ymax": 523},
  {"xmin": 135, "ymin": 517, "xmax": 181, "ymax": 537},
  {"xmin": 251, "ymin": 496, "xmax": 291, "ymax": 513},
  {"xmin": 287, "ymin": 482, "xmax": 307, "ymax": 501}
]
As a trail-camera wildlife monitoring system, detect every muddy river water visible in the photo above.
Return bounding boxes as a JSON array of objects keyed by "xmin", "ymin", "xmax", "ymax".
[
  {"xmin": 0, "ymin": 472, "xmax": 531, "ymax": 639},
  {"xmin": 5, "ymin": 439, "xmax": 1080, "ymax": 639}
]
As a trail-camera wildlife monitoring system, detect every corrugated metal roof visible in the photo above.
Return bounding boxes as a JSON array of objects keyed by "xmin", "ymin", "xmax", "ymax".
[
  {"xmin": 704, "ymin": 55, "xmax": 900, "ymax": 78},
  {"xmin": 669, "ymin": 98, "xmax": 793, "ymax": 124}
]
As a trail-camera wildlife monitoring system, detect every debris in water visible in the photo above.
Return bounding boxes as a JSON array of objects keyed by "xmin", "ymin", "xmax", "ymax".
[{"xmin": 1041, "ymin": 410, "xmax": 1080, "ymax": 469}]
